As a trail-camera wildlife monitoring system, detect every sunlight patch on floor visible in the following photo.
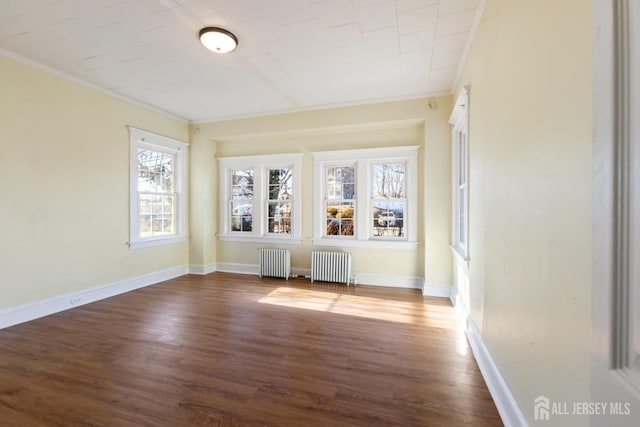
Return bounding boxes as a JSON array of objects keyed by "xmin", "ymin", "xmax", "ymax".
[{"xmin": 258, "ymin": 287, "xmax": 458, "ymax": 328}]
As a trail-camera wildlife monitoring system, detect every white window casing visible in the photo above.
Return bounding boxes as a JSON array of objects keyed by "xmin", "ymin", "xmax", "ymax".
[
  {"xmin": 312, "ymin": 146, "xmax": 419, "ymax": 249},
  {"xmin": 449, "ymin": 86, "xmax": 470, "ymax": 261},
  {"xmin": 218, "ymin": 153, "xmax": 303, "ymax": 244},
  {"xmin": 129, "ymin": 126, "xmax": 188, "ymax": 249}
]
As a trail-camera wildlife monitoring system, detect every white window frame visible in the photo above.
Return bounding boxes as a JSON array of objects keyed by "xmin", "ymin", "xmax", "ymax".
[
  {"xmin": 129, "ymin": 126, "xmax": 188, "ymax": 249},
  {"xmin": 312, "ymin": 146, "xmax": 419, "ymax": 249},
  {"xmin": 218, "ymin": 153, "xmax": 303, "ymax": 244},
  {"xmin": 449, "ymin": 86, "xmax": 470, "ymax": 260}
]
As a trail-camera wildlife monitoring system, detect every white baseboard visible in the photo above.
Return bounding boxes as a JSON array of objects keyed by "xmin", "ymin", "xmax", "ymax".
[
  {"xmin": 422, "ymin": 282, "xmax": 453, "ymax": 297},
  {"xmin": 215, "ymin": 262, "xmax": 260, "ymax": 276},
  {"xmin": 449, "ymin": 284, "xmax": 459, "ymax": 307},
  {"xmin": 449, "ymin": 285, "xmax": 469, "ymax": 322},
  {"xmin": 0, "ymin": 265, "xmax": 188, "ymax": 330},
  {"xmin": 214, "ymin": 262, "xmax": 423, "ymax": 289},
  {"xmin": 189, "ymin": 264, "xmax": 217, "ymax": 275},
  {"xmin": 449, "ymin": 284, "xmax": 526, "ymax": 425},
  {"xmin": 354, "ymin": 273, "xmax": 423, "ymax": 289},
  {"xmin": 464, "ymin": 318, "xmax": 528, "ymax": 427}
]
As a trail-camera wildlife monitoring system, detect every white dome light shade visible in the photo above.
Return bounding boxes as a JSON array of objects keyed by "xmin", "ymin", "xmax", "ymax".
[{"xmin": 199, "ymin": 27, "xmax": 238, "ymax": 54}]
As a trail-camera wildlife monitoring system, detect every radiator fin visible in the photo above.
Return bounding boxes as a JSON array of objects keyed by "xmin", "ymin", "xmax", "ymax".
[
  {"xmin": 259, "ymin": 248, "xmax": 291, "ymax": 280},
  {"xmin": 311, "ymin": 251, "xmax": 351, "ymax": 285}
]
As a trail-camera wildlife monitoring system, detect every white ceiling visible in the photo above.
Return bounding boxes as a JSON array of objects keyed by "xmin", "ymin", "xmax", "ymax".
[{"xmin": 0, "ymin": 0, "xmax": 481, "ymax": 122}]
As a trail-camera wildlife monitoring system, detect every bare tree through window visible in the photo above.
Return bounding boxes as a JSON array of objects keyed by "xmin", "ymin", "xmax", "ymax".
[
  {"xmin": 268, "ymin": 168, "xmax": 293, "ymax": 234},
  {"xmin": 372, "ymin": 162, "xmax": 406, "ymax": 238},
  {"xmin": 137, "ymin": 149, "xmax": 175, "ymax": 237}
]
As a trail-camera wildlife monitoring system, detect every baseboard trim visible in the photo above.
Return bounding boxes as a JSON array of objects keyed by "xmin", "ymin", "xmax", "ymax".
[
  {"xmin": 354, "ymin": 273, "xmax": 423, "ymax": 289},
  {"xmin": 0, "ymin": 265, "xmax": 188, "ymax": 330},
  {"xmin": 215, "ymin": 262, "xmax": 260, "ymax": 276},
  {"xmin": 449, "ymin": 285, "xmax": 469, "ymax": 322},
  {"xmin": 465, "ymin": 318, "xmax": 528, "ymax": 427},
  {"xmin": 189, "ymin": 264, "xmax": 217, "ymax": 275},
  {"xmin": 422, "ymin": 282, "xmax": 452, "ymax": 298},
  {"xmin": 214, "ymin": 263, "xmax": 423, "ymax": 289}
]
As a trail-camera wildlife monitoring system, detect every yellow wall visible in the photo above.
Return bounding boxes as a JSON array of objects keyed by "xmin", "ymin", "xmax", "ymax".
[
  {"xmin": 454, "ymin": 0, "xmax": 592, "ymax": 423},
  {"xmin": 0, "ymin": 55, "xmax": 189, "ymax": 309},
  {"xmin": 191, "ymin": 97, "xmax": 452, "ymax": 286}
]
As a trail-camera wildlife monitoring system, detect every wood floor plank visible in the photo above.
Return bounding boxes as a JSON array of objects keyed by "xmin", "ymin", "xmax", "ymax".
[{"xmin": 0, "ymin": 273, "xmax": 502, "ymax": 426}]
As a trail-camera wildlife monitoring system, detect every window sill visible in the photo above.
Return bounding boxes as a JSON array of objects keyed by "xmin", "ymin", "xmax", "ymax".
[
  {"xmin": 450, "ymin": 245, "xmax": 469, "ymax": 262},
  {"xmin": 313, "ymin": 238, "xmax": 419, "ymax": 250},
  {"xmin": 218, "ymin": 234, "xmax": 303, "ymax": 245},
  {"xmin": 129, "ymin": 235, "xmax": 187, "ymax": 249}
]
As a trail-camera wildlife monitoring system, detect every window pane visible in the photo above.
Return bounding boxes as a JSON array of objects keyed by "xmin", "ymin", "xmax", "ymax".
[
  {"xmin": 139, "ymin": 215, "xmax": 152, "ymax": 236},
  {"xmin": 231, "ymin": 169, "xmax": 254, "ymax": 200},
  {"xmin": 372, "ymin": 201, "xmax": 405, "ymax": 238},
  {"xmin": 268, "ymin": 201, "xmax": 292, "ymax": 234},
  {"xmin": 459, "ymin": 188, "xmax": 466, "ymax": 244},
  {"xmin": 326, "ymin": 166, "xmax": 355, "ymax": 200},
  {"xmin": 139, "ymin": 194, "xmax": 152, "ymax": 215},
  {"xmin": 268, "ymin": 168, "xmax": 293, "ymax": 201},
  {"xmin": 162, "ymin": 214, "xmax": 174, "ymax": 234},
  {"xmin": 139, "ymin": 194, "xmax": 175, "ymax": 237},
  {"xmin": 231, "ymin": 201, "xmax": 252, "ymax": 232},
  {"xmin": 326, "ymin": 202, "xmax": 355, "ymax": 236},
  {"xmin": 371, "ymin": 163, "xmax": 405, "ymax": 239},
  {"xmin": 138, "ymin": 148, "xmax": 174, "ymax": 193},
  {"xmin": 372, "ymin": 163, "xmax": 405, "ymax": 198},
  {"xmin": 459, "ymin": 134, "xmax": 467, "ymax": 184}
]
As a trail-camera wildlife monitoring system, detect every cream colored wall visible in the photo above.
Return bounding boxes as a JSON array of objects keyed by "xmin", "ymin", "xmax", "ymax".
[
  {"xmin": 189, "ymin": 127, "xmax": 217, "ymax": 270},
  {"xmin": 423, "ymin": 96, "xmax": 453, "ymax": 287},
  {"xmin": 0, "ymin": 55, "xmax": 189, "ymax": 309},
  {"xmin": 454, "ymin": 0, "xmax": 592, "ymax": 424},
  {"xmin": 191, "ymin": 98, "xmax": 452, "ymax": 285}
]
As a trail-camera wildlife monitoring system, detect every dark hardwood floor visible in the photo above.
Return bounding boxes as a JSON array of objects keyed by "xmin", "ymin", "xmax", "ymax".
[{"xmin": 0, "ymin": 273, "xmax": 502, "ymax": 426}]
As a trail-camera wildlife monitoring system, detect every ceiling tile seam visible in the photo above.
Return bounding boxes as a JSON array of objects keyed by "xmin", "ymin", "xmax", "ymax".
[
  {"xmin": 51, "ymin": 17, "xmax": 75, "ymax": 26},
  {"xmin": 326, "ymin": 21, "xmax": 360, "ymax": 30},
  {"xmin": 437, "ymin": 7, "xmax": 480, "ymax": 18},
  {"xmin": 361, "ymin": 23, "xmax": 397, "ymax": 33},
  {"xmin": 266, "ymin": 52, "xmax": 317, "ymax": 103},
  {"xmin": 6, "ymin": 31, "xmax": 28, "ymax": 39},
  {"xmin": 96, "ymin": 21, "xmax": 121, "ymax": 30},
  {"xmin": 236, "ymin": 52, "xmax": 317, "ymax": 106},
  {"xmin": 282, "ymin": 17, "xmax": 317, "ymax": 28},
  {"xmin": 138, "ymin": 25, "xmax": 167, "ymax": 34},
  {"xmin": 397, "ymin": 3, "xmax": 437, "ymax": 14},
  {"xmin": 172, "ymin": 0, "xmax": 206, "ymax": 27}
]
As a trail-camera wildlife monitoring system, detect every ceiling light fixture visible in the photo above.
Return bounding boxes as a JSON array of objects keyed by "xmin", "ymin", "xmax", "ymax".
[{"xmin": 199, "ymin": 27, "xmax": 238, "ymax": 54}]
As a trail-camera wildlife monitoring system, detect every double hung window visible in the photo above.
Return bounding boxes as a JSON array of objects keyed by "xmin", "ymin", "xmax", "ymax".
[
  {"xmin": 129, "ymin": 127, "xmax": 187, "ymax": 249},
  {"xmin": 219, "ymin": 153, "xmax": 302, "ymax": 243},
  {"xmin": 450, "ymin": 87, "xmax": 470, "ymax": 258},
  {"xmin": 313, "ymin": 146, "xmax": 418, "ymax": 248}
]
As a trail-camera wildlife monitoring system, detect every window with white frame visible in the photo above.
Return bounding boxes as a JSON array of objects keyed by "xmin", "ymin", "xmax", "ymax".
[
  {"xmin": 325, "ymin": 165, "xmax": 356, "ymax": 236},
  {"xmin": 371, "ymin": 162, "xmax": 406, "ymax": 238},
  {"xmin": 129, "ymin": 127, "xmax": 188, "ymax": 249},
  {"xmin": 267, "ymin": 168, "xmax": 294, "ymax": 235},
  {"xmin": 219, "ymin": 153, "xmax": 302, "ymax": 243},
  {"xmin": 313, "ymin": 146, "xmax": 418, "ymax": 248},
  {"xmin": 449, "ymin": 87, "xmax": 469, "ymax": 258},
  {"xmin": 230, "ymin": 169, "xmax": 254, "ymax": 232}
]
